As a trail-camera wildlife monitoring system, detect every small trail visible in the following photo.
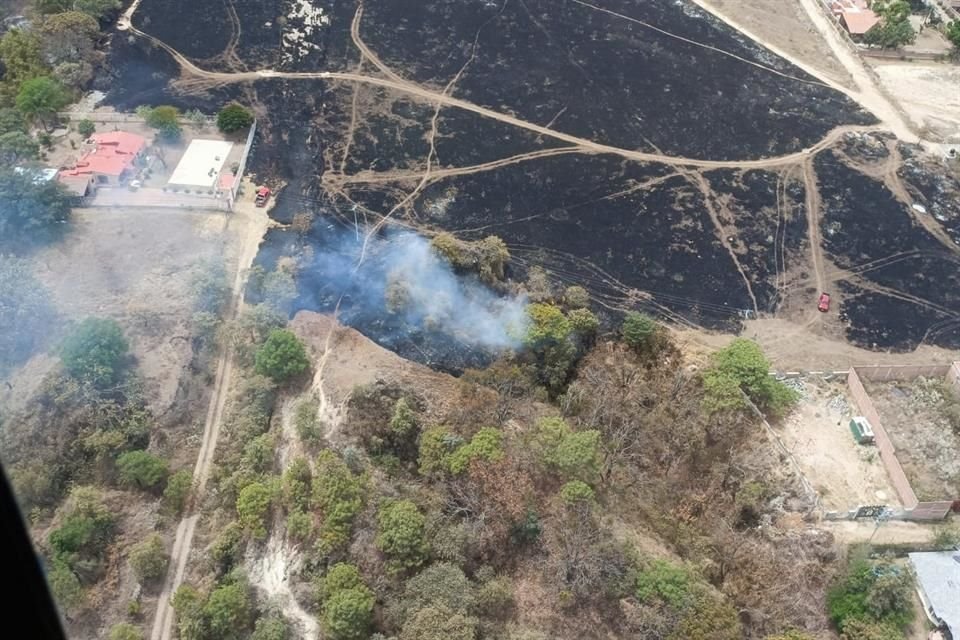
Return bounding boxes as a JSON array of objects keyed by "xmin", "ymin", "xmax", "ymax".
[
  {"xmin": 124, "ymin": 23, "xmax": 886, "ymax": 172},
  {"xmin": 802, "ymin": 157, "xmax": 826, "ymax": 296}
]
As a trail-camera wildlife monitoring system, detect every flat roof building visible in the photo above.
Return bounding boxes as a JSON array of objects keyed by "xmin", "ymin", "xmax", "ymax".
[
  {"xmin": 168, "ymin": 139, "xmax": 234, "ymax": 190},
  {"xmin": 909, "ymin": 551, "xmax": 960, "ymax": 639}
]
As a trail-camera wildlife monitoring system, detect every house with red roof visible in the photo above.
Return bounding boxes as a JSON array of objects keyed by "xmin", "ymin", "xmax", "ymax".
[
  {"xmin": 830, "ymin": 0, "xmax": 881, "ymax": 39},
  {"xmin": 57, "ymin": 131, "xmax": 148, "ymax": 194}
]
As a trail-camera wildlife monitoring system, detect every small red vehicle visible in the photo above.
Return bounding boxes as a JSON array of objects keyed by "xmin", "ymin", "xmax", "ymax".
[
  {"xmin": 254, "ymin": 186, "xmax": 271, "ymax": 207},
  {"xmin": 818, "ymin": 292, "xmax": 831, "ymax": 312}
]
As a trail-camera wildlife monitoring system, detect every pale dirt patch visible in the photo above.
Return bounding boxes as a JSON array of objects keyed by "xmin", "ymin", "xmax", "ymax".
[
  {"xmin": 870, "ymin": 62, "xmax": 960, "ymax": 142},
  {"xmin": 777, "ymin": 378, "xmax": 898, "ymax": 511},
  {"xmin": 676, "ymin": 316, "xmax": 960, "ymax": 373},
  {"xmin": 822, "ymin": 518, "xmax": 935, "ymax": 545},
  {"xmin": 27, "ymin": 208, "xmax": 235, "ymax": 415},
  {"xmin": 695, "ymin": 0, "xmax": 855, "ymax": 89},
  {"xmin": 246, "ymin": 530, "xmax": 318, "ymax": 639}
]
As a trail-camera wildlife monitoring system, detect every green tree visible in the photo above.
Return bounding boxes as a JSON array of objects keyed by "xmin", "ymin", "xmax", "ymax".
[
  {"xmin": 448, "ymin": 427, "xmax": 504, "ymax": 474},
  {"xmin": 828, "ymin": 555, "xmax": 914, "ymax": 633},
  {"xmin": 48, "ymin": 486, "xmax": 116, "ymax": 565},
  {"xmin": 567, "ymin": 308, "xmax": 599, "ymax": 337},
  {"xmin": 282, "ymin": 457, "xmax": 312, "ymax": 511},
  {"xmin": 704, "ymin": 339, "xmax": 798, "ymax": 417},
  {"xmin": 0, "ymin": 108, "xmax": 26, "ymax": 134},
  {"xmin": 250, "ymin": 613, "xmax": 290, "ymax": 640},
  {"xmin": 635, "ymin": 560, "xmax": 693, "ymax": 609},
  {"xmin": 60, "ymin": 317, "xmax": 129, "ymax": 386},
  {"xmin": 217, "ymin": 103, "xmax": 254, "ymax": 133},
  {"xmin": 0, "ymin": 256, "xmax": 52, "ymax": 369},
  {"xmin": 116, "ymin": 451, "xmax": 169, "ymax": 491},
  {"xmin": 864, "ymin": 0, "xmax": 915, "ymax": 48},
  {"xmin": 128, "ymin": 533, "xmax": 168, "ymax": 582},
  {"xmin": 0, "ymin": 29, "xmax": 47, "ymax": 93},
  {"xmin": 622, "ymin": 312, "xmax": 658, "ymax": 351},
  {"xmin": 144, "ymin": 105, "xmax": 182, "ymax": 142},
  {"xmin": 16, "ymin": 76, "xmax": 70, "ymax": 130},
  {"xmin": 947, "ymin": 21, "xmax": 960, "ymax": 52},
  {"xmin": 204, "ymin": 580, "xmax": 252, "ymax": 639},
  {"xmin": 376, "ymin": 499, "xmax": 429, "ymax": 573},
  {"xmin": 237, "ymin": 481, "xmax": 274, "ymax": 538},
  {"xmin": 391, "ymin": 563, "xmax": 475, "ymax": 622},
  {"xmin": 535, "ymin": 417, "xmax": 601, "ymax": 481},
  {"xmin": 163, "ymin": 470, "xmax": 193, "ymax": 514},
  {"xmin": 324, "ymin": 587, "xmax": 375, "ymax": 640},
  {"xmin": 839, "ymin": 618, "xmax": 903, "ymax": 640},
  {"xmin": 312, "ymin": 451, "xmax": 367, "ymax": 552},
  {"xmin": 77, "ymin": 118, "xmax": 95, "ymax": 138},
  {"xmin": 48, "ymin": 560, "xmax": 83, "ymax": 614},
  {"xmin": 417, "ymin": 426, "xmax": 460, "ymax": 477},
  {"xmin": 0, "ymin": 130, "xmax": 38, "ymax": 162},
  {"xmin": 171, "ymin": 584, "xmax": 207, "ymax": 640},
  {"xmin": 399, "ymin": 604, "xmax": 478, "ymax": 640},
  {"xmin": 0, "ymin": 168, "xmax": 72, "ymax": 247},
  {"xmin": 254, "ymin": 329, "xmax": 310, "ymax": 382},
  {"xmin": 108, "ymin": 623, "xmax": 143, "ymax": 640},
  {"xmin": 35, "ymin": 12, "xmax": 99, "ymax": 68},
  {"xmin": 524, "ymin": 303, "xmax": 577, "ymax": 394}
]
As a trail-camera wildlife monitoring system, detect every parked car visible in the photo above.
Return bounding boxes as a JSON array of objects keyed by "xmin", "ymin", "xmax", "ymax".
[{"xmin": 818, "ymin": 292, "xmax": 831, "ymax": 312}]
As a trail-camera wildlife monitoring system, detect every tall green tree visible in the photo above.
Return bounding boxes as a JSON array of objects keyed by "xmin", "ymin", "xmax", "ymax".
[
  {"xmin": 0, "ymin": 130, "xmax": 39, "ymax": 162},
  {"xmin": 143, "ymin": 105, "xmax": 182, "ymax": 141},
  {"xmin": 0, "ymin": 167, "xmax": 72, "ymax": 247},
  {"xmin": 128, "ymin": 533, "xmax": 168, "ymax": 582},
  {"xmin": 60, "ymin": 317, "xmax": 129, "ymax": 387},
  {"xmin": 0, "ymin": 29, "xmax": 47, "ymax": 95},
  {"xmin": 375, "ymin": 499, "xmax": 429, "ymax": 573},
  {"xmin": 15, "ymin": 76, "xmax": 70, "ymax": 131},
  {"xmin": 216, "ymin": 103, "xmax": 254, "ymax": 133},
  {"xmin": 254, "ymin": 329, "xmax": 310, "ymax": 382},
  {"xmin": 116, "ymin": 451, "xmax": 169, "ymax": 491}
]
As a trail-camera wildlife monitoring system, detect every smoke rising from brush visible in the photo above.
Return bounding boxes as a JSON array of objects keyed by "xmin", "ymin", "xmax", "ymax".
[{"xmin": 302, "ymin": 224, "xmax": 529, "ymax": 351}]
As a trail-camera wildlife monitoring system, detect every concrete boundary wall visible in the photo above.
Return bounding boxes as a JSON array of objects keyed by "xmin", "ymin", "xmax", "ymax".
[
  {"xmin": 847, "ymin": 368, "xmax": 919, "ymax": 509},
  {"xmin": 229, "ymin": 119, "xmax": 257, "ymax": 205}
]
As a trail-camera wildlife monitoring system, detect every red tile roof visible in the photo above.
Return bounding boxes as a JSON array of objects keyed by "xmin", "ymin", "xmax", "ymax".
[
  {"xmin": 60, "ymin": 131, "xmax": 147, "ymax": 178},
  {"xmin": 841, "ymin": 9, "xmax": 880, "ymax": 35}
]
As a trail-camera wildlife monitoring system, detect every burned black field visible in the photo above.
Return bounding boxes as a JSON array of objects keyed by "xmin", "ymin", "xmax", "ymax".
[{"xmin": 108, "ymin": 0, "xmax": 960, "ymax": 362}]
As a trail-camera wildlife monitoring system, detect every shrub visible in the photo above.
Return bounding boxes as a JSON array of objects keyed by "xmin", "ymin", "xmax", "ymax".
[
  {"xmin": 210, "ymin": 522, "xmax": 244, "ymax": 576},
  {"xmin": 108, "ymin": 623, "xmax": 143, "ymax": 640},
  {"xmin": 376, "ymin": 499, "xmax": 429, "ymax": 573},
  {"xmin": 117, "ymin": 451, "xmax": 169, "ymax": 491},
  {"xmin": 390, "ymin": 397, "xmax": 417, "ymax": 437},
  {"xmin": 448, "ymin": 427, "xmax": 504, "ymax": 474},
  {"xmin": 254, "ymin": 329, "xmax": 310, "ymax": 383},
  {"xmin": 286, "ymin": 510, "xmax": 312, "ymax": 542},
  {"xmin": 827, "ymin": 555, "xmax": 914, "ymax": 633},
  {"xmin": 171, "ymin": 584, "xmax": 206, "ymax": 640},
  {"xmin": 281, "ymin": 457, "xmax": 312, "ymax": 511},
  {"xmin": 163, "ymin": 470, "xmax": 193, "ymax": 515},
  {"xmin": 476, "ymin": 575, "xmax": 513, "ymax": 616},
  {"xmin": 294, "ymin": 398, "xmax": 323, "ymax": 443},
  {"xmin": 391, "ymin": 563, "xmax": 475, "ymax": 622},
  {"xmin": 48, "ymin": 560, "xmax": 83, "ymax": 613},
  {"xmin": 563, "ymin": 285, "xmax": 590, "ymax": 309},
  {"xmin": 417, "ymin": 427, "xmax": 461, "ymax": 477},
  {"xmin": 933, "ymin": 524, "xmax": 960, "ymax": 550},
  {"xmin": 635, "ymin": 560, "xmax": 692, "ymax": 609},
  {"xmin": 559, "ymin": 480, "xmax": 595, "ymax": 505},
  {"xmin": 48, "ymin": 486, "xmax": 115, "ymax": 565},
  {"xmin": 399, "ymin": 604, "xmax": 478, "ymax": 640},
  {"xmin": 77, "ymin": 118, "xmax": 95, "ymax": 138},
  {"xmin": 144, "ymin": 105, "xmax": 181, "ymax": 141},
  {"xmin": 535, "ymin": 417, "xmax": 601, "ymax": 481},
  {"xmin": 217, "ymin": 103, "xmax": 254, "ymax": 133},
  {"xmin": 128, "ymin": 533, "xmax": 168, "ymax": 582},
  {"xmin": 60, "ymin": 317, "xmax": 129, "ymax": 386},
  {"xmin": 567, "ymin": 308, "xmax": 599, "ymax": 337},
  {"xmin": 236, "ymin": 481, "xmax": 274, "ymax": 539},
  {"xmin": 622, "ymin": 312, "xmax": 658, "ymax": 351}
]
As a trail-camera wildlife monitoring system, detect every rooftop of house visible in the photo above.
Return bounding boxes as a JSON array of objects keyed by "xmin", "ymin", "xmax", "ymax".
[
  {"xmin": 59, "ymin": 131, "xmax": 148, "ymax": 178},
  {"xmin": 841, "ymin": 9, "xmax": 881, "ymax": 34},
  {"xmin": 909, "ymin": 551, "xmax": 960, "ymax": 637}
]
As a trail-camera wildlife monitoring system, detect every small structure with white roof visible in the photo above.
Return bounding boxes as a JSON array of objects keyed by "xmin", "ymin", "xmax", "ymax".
[
  {"xmin": 909, "ymin": 551, "xmax": 960, "ymax": 639},
  {"xmin": 167, "ymin": 139, "xmax": 234, "ymax": 192}
]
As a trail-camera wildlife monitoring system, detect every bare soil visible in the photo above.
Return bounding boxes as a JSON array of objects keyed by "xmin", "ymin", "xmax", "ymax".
[
  {"xmin": 864, "ymin": 378, "xmax": 960, "ymax": 501},
  {"xmin": 28, "ymin": 208, "xmax": 234, "ymax": 414},
  {"xmin": 870, "ymin": 62, "xmax": 960, "ymax": 142},
  {"xmin": 696, "ymin": 0, "xmax": 855, "ymax": 89},
  {"xmin": 777, "ymin": 378, "xmax": 898, "ymax": 510}
]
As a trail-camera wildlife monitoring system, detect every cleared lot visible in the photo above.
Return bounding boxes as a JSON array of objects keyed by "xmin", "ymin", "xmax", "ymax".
[{"xmin": 778, "ymin": 377, "xmax": 898, "ymax": 511}]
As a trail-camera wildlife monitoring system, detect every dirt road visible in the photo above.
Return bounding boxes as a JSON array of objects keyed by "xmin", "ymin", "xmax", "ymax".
[{"xmin": 149, "ymin": 196, "xmax": 270, "ymax": 640}]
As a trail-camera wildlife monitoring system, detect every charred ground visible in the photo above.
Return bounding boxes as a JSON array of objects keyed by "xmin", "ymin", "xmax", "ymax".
[{"xmin": 105, "ymin": 0, "xmax": 960, "ymax": 363}]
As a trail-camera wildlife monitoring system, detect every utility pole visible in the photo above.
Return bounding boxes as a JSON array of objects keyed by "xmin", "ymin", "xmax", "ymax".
[{"xmin": 868, "ymin": 507, "xmax": 894, "ymax": 543}]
